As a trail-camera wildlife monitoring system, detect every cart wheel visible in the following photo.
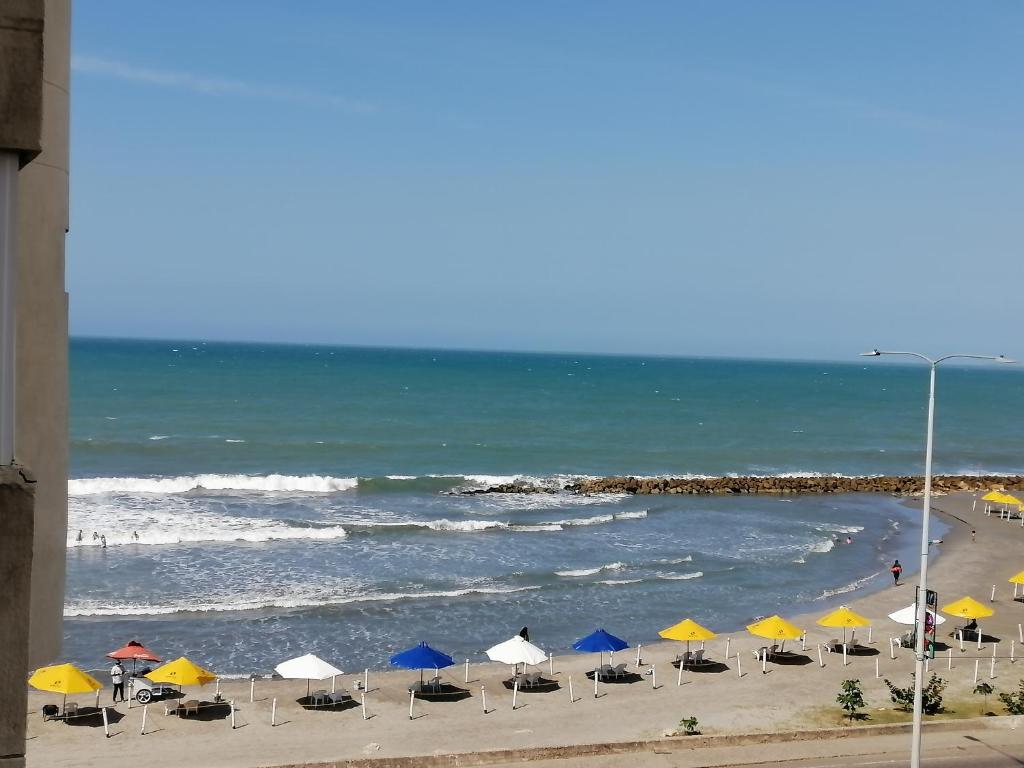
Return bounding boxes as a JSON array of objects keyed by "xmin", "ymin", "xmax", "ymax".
[{"xmin": 136, "ymin": 689, "xmax": 152, "ymax": 704}]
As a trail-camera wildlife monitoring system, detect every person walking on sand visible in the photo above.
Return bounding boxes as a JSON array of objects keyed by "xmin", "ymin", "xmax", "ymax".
[
  {"xmin": 100, "ymin": 534, "xmax": 107, "ymax": 549},
  {"xmin": 75, "ymin": 529, "xmax": 83, "ymax": 543},
  {"xmin": 891, "ymin": 559, "xmax": 902, "ymax": 586},
  {"xmin": 972, "ymin": 529, "xmax": 976, "ymax": 542},
  {"xmin": 110, "ymin": 660, "xmax": 126, "ymax": 703}
]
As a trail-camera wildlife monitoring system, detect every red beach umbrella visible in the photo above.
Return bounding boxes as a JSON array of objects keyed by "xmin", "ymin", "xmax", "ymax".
[{"xmin": 107, "ymin": 640, "xmax": 161, "ymax": 672}]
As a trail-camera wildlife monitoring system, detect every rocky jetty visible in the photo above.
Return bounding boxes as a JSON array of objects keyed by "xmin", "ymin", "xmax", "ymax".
[{"xmin": 460, "ymin": 475, "xmax": 1024, "ymax": 497}]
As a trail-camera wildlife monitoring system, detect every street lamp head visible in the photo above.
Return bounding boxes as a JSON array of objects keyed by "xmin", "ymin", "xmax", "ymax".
[{"xmin": 860, "ymin": 350, "xmax": 881, "ymax": 357}]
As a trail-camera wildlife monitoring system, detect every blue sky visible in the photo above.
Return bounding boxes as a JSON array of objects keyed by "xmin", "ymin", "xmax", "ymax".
[{"xmin": 69, "ymin": 2, "xmax": 1023, "ymax": 359}]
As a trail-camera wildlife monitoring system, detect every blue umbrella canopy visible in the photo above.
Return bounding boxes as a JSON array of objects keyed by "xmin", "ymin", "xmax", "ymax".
[
  {"xmin": 573, "ymin": 628, "xmax": 629, "ymax": 653},
  {"xmin": 390, "ymin": 642, "xmax": 455, "ymax": 671}
]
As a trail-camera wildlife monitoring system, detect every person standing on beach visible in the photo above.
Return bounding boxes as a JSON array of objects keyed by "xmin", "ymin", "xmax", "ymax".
[
  {"xmin": 891, "ymin": 560, "xmax": 902, "ymax": 585},
  {"xmin": 110, "ymin": 660, "xmax": 126, "ymax": 703},
  {"xmin": 75, "ymin": 529, "xmax": 83, "ymax": 542},
  {"xmin": 100, "ymin": 534, "xmax": 107, "ymax": 549},
  {"xmin": 971, "ymin": 529, "xmax": 976, "ymax": 542}
]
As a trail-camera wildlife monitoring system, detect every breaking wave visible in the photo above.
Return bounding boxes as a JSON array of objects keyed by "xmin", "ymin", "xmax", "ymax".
[
  {"xmin": 69, "ymin": 474, "xmax": 359, "ymax": 495},
  {"xmin": 656, "ymin": 571, "xmax": 704, "ymax": 580},
  {"xmin": 555, "ymin": 562, "xmax": 626, "ymax": 577},
  {"xmin": 63, "ymin": 585, "xmax": 543, "ymax": 618}
]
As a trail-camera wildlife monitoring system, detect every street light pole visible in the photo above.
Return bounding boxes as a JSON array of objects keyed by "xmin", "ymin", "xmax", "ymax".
[{"xmin": 861, "ymin": 349, "xmax": 1013, "ymax": 768}]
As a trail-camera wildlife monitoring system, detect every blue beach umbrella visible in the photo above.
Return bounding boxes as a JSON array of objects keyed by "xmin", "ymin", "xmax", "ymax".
[
  {"xmin": 573, "ymin": 628, "xmax": 629, "ymax": 669},
  {"xmin": 390, "ymin": 642, "xmax": 455, "ymax": 687}
]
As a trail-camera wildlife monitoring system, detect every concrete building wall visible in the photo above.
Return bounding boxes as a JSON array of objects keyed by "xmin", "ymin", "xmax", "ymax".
[{"xmin": 16, "ymin": 0, "xmax": 70, "ymax": 668}]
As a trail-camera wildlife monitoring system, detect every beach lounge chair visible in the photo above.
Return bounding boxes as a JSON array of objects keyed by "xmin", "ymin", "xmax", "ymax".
[
  {"xmin": 183, "ymin": 699, "xmax": 200, "ymax": 717},
  {"xmin": 609, "ymin": 663, "xmax": 627, "ymax": 679},
  {"xmin": 822, "ymin": 638, "xmax": 842, "ymax": 653},
  {"xmin": 63, "ymin": 702, "xmax": 79, "ymax": 721},
  {"xmin": 675, "ymin": 650, "xmax": 692, "ymax": 667},
  {"xmin": 689, "ymin": 649, "xmax": 710, "ymax": 667},
  {"xmin": 41, "ymin": 704, "xmax": 59, "ymax": 721}
]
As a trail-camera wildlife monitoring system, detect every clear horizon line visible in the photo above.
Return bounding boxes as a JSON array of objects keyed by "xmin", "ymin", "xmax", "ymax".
[{"xmin": 68, "ymin": 333, "xmax": 1019, "ymax": 370}]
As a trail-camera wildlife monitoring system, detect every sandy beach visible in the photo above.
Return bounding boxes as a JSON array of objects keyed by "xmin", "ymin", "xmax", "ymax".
[{"xmin": 26, "ymin": 492, "xmax": 1024, "ymax": 768}]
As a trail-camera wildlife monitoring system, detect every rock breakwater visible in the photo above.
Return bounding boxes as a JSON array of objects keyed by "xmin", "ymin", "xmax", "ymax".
[{"xmin": 462, "ymin": 475, "xmax": 1024, "ymax": 497}]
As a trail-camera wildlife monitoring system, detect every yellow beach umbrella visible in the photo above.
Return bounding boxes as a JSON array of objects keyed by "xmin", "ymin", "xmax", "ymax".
[
  {"xmin": 146, "ymin": 656, "xmax": 217, "ymax": 687},
  {"xmin": 1010, "ymin": 571, "xmax": 1024, "ymax": 600},
  {"xmin": 28, "ymin": 663, "xmax": 102, "ymax": 710},
  {"xmin": 747, "ymin": 615, "xmax": 803, "ymax": 652},
  {"xmin": 816, "ymin": 606, "xmax": 871, "ymax": 644},
  {"xmin": 940, "ymin": 596, "xmax": 994, "ymax": 620},
  {"xmin": 659, "ymin": 618, "xmax": 716, "ymax": 660},
  {"xmin": 982, "ymin": 490, "xmax": 1008, "ymax": 502},
  {"xmin": 659, "ymin": 618, "xmax": 716, "ymax": 642}
]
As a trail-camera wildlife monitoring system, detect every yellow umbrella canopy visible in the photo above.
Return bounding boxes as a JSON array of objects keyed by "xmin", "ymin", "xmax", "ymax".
[
  {"xmin": 28, "ymin": 663, "xmax": 102, "ymax": 695},
  {"xmin": 146, "ymin": 656, "xmax": 218, "ymax": 687},
  {"xmin": 940, "ymin": 596, "xmax": 994, "ymax": 619},
  {"xmin": 1008, "ymin": 571, "xmax": 1024, "ymax": 585},
  {"xmin": 982, "ymin": 490, "xmax": 1009, "ymax": 502},
  {"xmin": 747, "ymin": 615, "xmax": 804, "ymax": 641},
  {"xmin": 816, "ymin": 606, "xmax": 871, "ymax": 628},
  {"xmin": 659, "ymin": 618, "xmax": 717, "ymax": 642},
  {"xmin": 816, "ymin": 606, "xmax": 871, "ymax": 644},
  {"xmin": 659, "ymin": 618, "xmax": 716, "ymax": 659}
]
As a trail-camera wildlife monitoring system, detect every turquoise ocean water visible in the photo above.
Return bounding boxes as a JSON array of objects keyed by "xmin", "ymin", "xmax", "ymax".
[{"xmin": 63, "ymin": 338, "xmax": 1024, "ymax": 674}]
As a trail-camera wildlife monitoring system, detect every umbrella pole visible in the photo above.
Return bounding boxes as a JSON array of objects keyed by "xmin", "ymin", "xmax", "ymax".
[{"xmin": 306, "ymin": 679, "xmax": 310, "ymax": 698}]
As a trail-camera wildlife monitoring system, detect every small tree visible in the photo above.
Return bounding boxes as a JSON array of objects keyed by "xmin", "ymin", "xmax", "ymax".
[
  {"xmin": 837, "ymin": 679, "xmax": 866, "ymax": 722},
  {"xmin": 973, "ymin": 682, "xmax": 994, "ymax": 715},
  {"xmin": 678, "ymin": 716, "xmax": 700, "ymax": 735},
  {"xmin": 999, "ymin": 680, "xmax": 1024, "ymax": 715}
]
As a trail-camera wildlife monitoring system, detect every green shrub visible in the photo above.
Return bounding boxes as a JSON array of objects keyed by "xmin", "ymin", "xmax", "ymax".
[
  {"xmin": 998, "ymin": 680, "xmax": 1024, "ymax": 715},
  {"xmin": 884, "ymin": 673, "xmax": 945, "ymax": 714},
  {"xmin": 678, "ymin": 716, "xmax": 700, "ymax": 735}
]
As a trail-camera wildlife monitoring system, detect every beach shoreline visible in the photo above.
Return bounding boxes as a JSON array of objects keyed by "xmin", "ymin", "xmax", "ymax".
[{"xmin": 28, "ymin": 492, "xmax": 1024, "ymax": 768}]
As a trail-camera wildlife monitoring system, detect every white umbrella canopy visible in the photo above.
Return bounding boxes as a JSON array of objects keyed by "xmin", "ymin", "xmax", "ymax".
[
  {"xmin": 275, "ymin": 653, "xmax": 343, "ymax": 698},
  {"xmin": 275, "ymin": 653, "xmax": 344, "ymax": 680},
  {"xmin": 486, "ymin": 636, "xmax": 548, "ymax": 666},
  {"xmin": 888, "ymin": 604, "xmax": 946, "ymax": 626}
]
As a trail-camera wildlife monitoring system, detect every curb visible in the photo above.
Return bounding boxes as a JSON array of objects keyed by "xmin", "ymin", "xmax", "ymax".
[{"xmin": 267, "ymin": 715, "xmax": 1017, "ymax": 768}]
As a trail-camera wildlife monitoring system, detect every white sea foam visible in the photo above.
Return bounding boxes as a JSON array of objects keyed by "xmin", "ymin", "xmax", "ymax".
[
  {"xmin": 555, "ymin": 562, "xmax": 626, "ymax": 577},
  {"xmin": 816, "ymin": 571, "xmax": 883, "ymax": 600},
  {"xmin": 550, "ymin": 514, "xmax": 615, "ymax": 527},
  {"xmin": 224, "ymin": 439, "xmax": 246, "ymax": 443},
  {"xmin": 597, "ymin": 579, "xmax": 643, "ymax": 586},
  {"xmin": 814, "ymin": 524, "xmax": 865, "ymax": 534},
  {"xmin": 148, "ymin": 435, "xmax": 169, "ymax": 441},
  {"xmin": 808, "ymin": 539, "xmax": 836, "ymax": 554},
  {"xmin": 68, "ymin": 474, "xmax": 359, "ymax": 495},
  {"xmin": 614, "ymin": 510, "xmax": 648, "ymax": 520},
  {"xmin": 656, "ymin": 571, "xmax": 703, "ymax": 580},
  {"xmin": 67, "ymin": 521, "xmax": 348, "ymax": 548},
  {"xmin": 415, "ymin": 519, "xmax": 508, "ymax": 533},
  {"xmin": 654, "ymin": 556, "xmax": 692, "ymax": 564},
  {"xmin": 63, "ymin": 584, "xmax": 542, "ymax": 617}
]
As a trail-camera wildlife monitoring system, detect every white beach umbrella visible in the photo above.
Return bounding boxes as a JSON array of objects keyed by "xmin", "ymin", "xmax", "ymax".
[
  {"xmin": 274, "ymin": 653, "xmax": 344, "ymax": 697},
  {"xmin": 486, "ymin": 636, "xmax": 548, "ymax": 673},
  {"xmin": 887, "ymin": 604, "xmax": 946, "ymax": 626}
]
